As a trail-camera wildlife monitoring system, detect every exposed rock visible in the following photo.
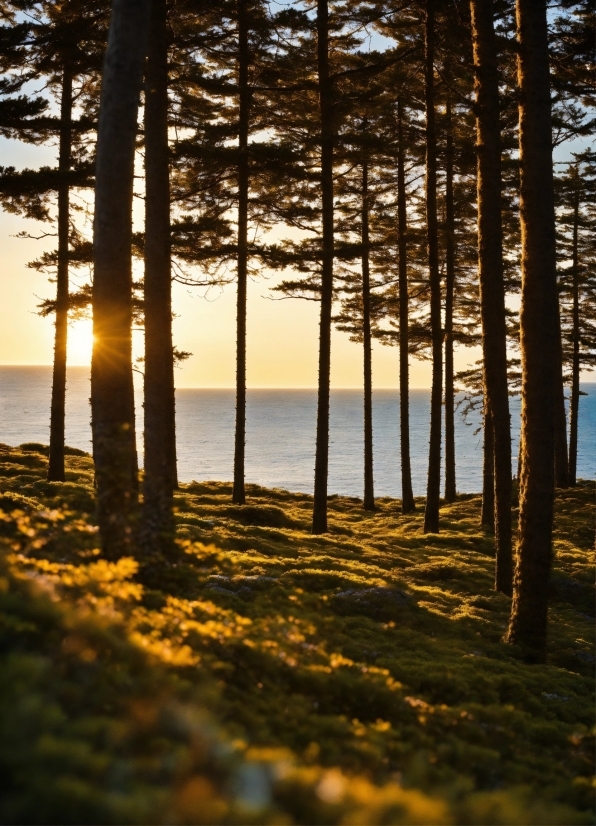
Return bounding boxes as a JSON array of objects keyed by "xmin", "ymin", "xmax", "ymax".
[
  {"xmin": 331, "ymin": 587, "xmax": 412, "ymax": 621},
  {"xmin": 237, "ymin": 575, "xmax": 278, "ymax": 591}
]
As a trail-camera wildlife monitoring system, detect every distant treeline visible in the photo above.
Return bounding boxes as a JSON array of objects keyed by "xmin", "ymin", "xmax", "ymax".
[{"xmin": 0, "ymin": 0, "xmax": 594, "ymax": 659}]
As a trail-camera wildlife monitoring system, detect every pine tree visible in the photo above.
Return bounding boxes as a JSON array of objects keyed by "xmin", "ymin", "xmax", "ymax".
[
  {"xmin": 333, "ymin": 108, "xmax": 385, "ymax": 512},
  {"xmin": 91, "ymin": 0, "xmax": 151, "ymax": 559},
  {"xmin": 430, "ymin": 2, "xmax": 476, "ymax": 510},
  {"xmin": 422, "ymin": 0, "xmax": 442, "ymax": 534},
  {"xmin": 0, "ymin": 0, "xmax": 105, "ymax": 481},
  {"xmin": 469, "ymin": 0, "xmax": 513, "ymax": 594},
  {"xmin": 360, "ymin": 148, "xmax": 375, "ymax": 511},
  {"xmin": 311, "ymin": 0, "xmax": 335, "ymax": 534},
  {"xmin": 442, "ymin": 92, "xmax": 456, "ymax": 504},
  {"xmin": 395, "ymin": 95, "xmax": 417, "ymax": 513},
  {"xmin": 170, "ymin": 0, "xmax": 282, "ymax": 506},
  {"xmin": 141, "ymin": 0, "xmax": 176, "ymax": 558},
  {"xmin": 0, "ymin": 17, "xmax": 48, "ymax": 139},
  {"xmin": 330, "ymin": 48, "xmax": 423, "ymax": 514},
  {"xmin": 268, "ymin": 0, "xmax": 364, "ymax": 532},
  {"xmin": 549, "ymin": 0, "xmax": 596, "ymax": 490},
  {"xmin": 556, "ymin": 151, "xmax": 596, "ymax": 485},
  {"xmin": 506, "ymin": 0, "xmax": 559, "ymax": 660},
  {"xmin": 372, "ymin": 0, "xmax": 424, "ymax": 516}
]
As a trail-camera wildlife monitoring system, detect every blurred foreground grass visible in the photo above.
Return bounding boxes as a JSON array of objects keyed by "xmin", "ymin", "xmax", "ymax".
[{"xmin": 0, "ymin": 442, "xmax": 594, "ymax": 824}]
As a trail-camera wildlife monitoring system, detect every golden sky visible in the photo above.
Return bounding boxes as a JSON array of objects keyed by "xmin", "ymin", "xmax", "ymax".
[
  {"xmin": 0, "ymin": 133, "xmax": 476, "ymax": 389},
  {"xmin": 1, "ymin": 135, "xmax": 591, "ymax": 389},
  {"xmin": 0, "ymin": 209, "xmax": 449, "ymax": 387},
  {"xmin": 0, "ymin": 188, "xmax": 473, "ymax": 389}
]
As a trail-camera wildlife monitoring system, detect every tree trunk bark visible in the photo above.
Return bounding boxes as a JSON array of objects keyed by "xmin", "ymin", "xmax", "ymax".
[
  {"xmin": 169, "ymin": 405, "xmax": 178, "ymax": 489},
  {"xmin": 481, "ymin": 405, "xmax": 495, "ymax": 529},
  {"xmin": 129, "ymin": 376, "xmax": 139, "ymax": 490},
  {"xmin": 233, "ymin": 0, "xmax": 250, "ymax": 505},
  {"xmin": 568, "ymin": 184, "xmax": 580, "ymax": 486},
  {"xmin": 506, "ymin": 0, "xmax": 558, "ymax": 660},
  {"xmin": 91, "ymin": 0, "xmax": 150, "ymax": 560},
  {"xmin": 48, "ymin": 69, "xmax": 72, "ymax": 482},
  {"xmin": 397, "ymin": 97, "xmax": 415, "ymax": 513},
  {"xmin": 141, "ymin": 0, "xmax": 175, "ymax": 557},
  {"xmin": 470, "ymin": 0, "xmax": 513, "ymax": 594},
  {"xmin": 423, "ymin": 0, "xmax": 442, "ymax": 534},
  {"xmin": 444, "ymin": 94, "xmax": 456, "ymax": 504},
  {"xmin": 361, "ymin": 153, "xmax": 374, "ymax": 511},
  {"xmin": 312, "ymin": 0, "xmax": 334, "ymax": 535},
  {"xmin": 554, "ymin": 302, "xmax": 569, "ymax": 487}
]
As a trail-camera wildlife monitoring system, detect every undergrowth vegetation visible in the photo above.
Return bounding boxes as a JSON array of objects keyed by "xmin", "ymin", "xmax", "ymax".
[{"xmin": 0, "ymin": 442, "xmax": 594, "ymax": 824}]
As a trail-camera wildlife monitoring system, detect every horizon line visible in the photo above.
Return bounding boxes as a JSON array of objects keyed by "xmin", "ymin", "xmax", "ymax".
[{"xmin": 1, "ymin": 364, "xmax": 595, "ymax": 390}]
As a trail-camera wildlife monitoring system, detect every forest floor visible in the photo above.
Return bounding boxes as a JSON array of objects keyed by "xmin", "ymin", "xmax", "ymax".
[{"xmin": 0, "ymin": 442, "xmax": 594, "ymax": 825}]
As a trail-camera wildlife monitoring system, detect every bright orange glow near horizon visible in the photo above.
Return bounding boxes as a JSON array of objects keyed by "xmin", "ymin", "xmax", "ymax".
[
  {"xmin": 0, "ymin": 136, "xmax": 594, "ymax": 390},
  {"xmin": 4, "ymin": 231, "xmax": 596, "ymax": 389}
]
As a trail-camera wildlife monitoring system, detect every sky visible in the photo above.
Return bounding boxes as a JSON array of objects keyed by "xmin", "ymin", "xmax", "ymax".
[
  {"xmin": 0, "ymin": 129, "xmax": 465, "ymax": 390},
  {"xmin": 0, "ymin": 129, "xmax": 592, "ymax": 389}
]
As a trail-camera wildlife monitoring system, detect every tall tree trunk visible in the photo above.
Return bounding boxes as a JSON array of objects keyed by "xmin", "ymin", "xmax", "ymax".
[
  {"xmin": 397, "ymin": 97, "xmax": 415, "ymax": 513},
  {"xmin": 169, "ymin": 404, "xmax": 178, "ymax": 489},
  {"xmin": 554, "ymin": 302, "xmax": 569, "ymax": 487},
  {"xmin": 506, "ymin": 0, "xmax": 558, "ymax": 660},
  {"xmin": 91, "ymin": 0, "xmax": 150, "ymax": 560},
  {"xmin": 141, "ymin": 0, "xmax": 175, "ymax": 557},
  {"xmin": 481, "ymin": 405, "xmax": 495, "ymax": 528},
  {"xmin": 444, "ymin": 94, "xmax": 456, "ymax": 503},
  {"xmin": 47, "ymin": 69, "xmax": 72, "ymax": 482},
  {"xmin": 129, "ymin": 376, "xmax": 139, "ymax": 489},
  {"xmin": 568, "ymin": 184, "xmax": 580, "ymax": 486},
  {"xmin": 361, "ymin": 153, "xmax": 374, "ymax": 511},
  {"xmin": 233, "ymin": 0, "xmax": 250, "ymax": 505},
  {"xmin": 423, "ymin": 0, "xmax": 442, "ymax": 534},
  {"xmin": 470, "ymin": 0, "xmax": 513, "ymax": 594},
  {"xmin": 312, "ymin": 0, "xmax": 334, "ymax": 534}
]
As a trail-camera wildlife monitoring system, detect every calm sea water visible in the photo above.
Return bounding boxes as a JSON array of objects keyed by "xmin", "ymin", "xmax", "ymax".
[{"xmin": 0, "ymin": 366, "xmax": 594, "ymax": 497}]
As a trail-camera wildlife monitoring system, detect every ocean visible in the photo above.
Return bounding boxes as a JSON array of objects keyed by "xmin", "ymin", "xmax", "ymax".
[{"xmin": 0, "ymin": 366, "xmax": 594, "ymax": 497}]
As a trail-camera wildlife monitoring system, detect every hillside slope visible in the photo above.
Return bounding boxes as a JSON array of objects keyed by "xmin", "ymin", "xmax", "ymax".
[{"xmin": 0, "ymin": 442, "xmax": 594, "ymax": 824}]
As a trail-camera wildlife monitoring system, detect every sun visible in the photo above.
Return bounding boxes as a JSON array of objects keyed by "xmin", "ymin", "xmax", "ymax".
[{"xmin": 67, "ymin": 319, "xmax": 94, "ymax": 366}]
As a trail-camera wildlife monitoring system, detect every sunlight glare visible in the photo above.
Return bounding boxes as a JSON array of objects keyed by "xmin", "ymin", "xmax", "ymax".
[{"xmin": 67, "ymin": 319, "xmax": 94, "ymax": 366}]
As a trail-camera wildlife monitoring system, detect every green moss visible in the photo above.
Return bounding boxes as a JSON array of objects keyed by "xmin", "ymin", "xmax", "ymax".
[{"xmin": 0, "ymin": 447, "xmax": 594, "ymax": 824}]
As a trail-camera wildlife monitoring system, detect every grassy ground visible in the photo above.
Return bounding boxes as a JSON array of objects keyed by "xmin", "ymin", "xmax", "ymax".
[{"xmin": 0, "ymin": 442, "xmax": 594, "ymax": 824}]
